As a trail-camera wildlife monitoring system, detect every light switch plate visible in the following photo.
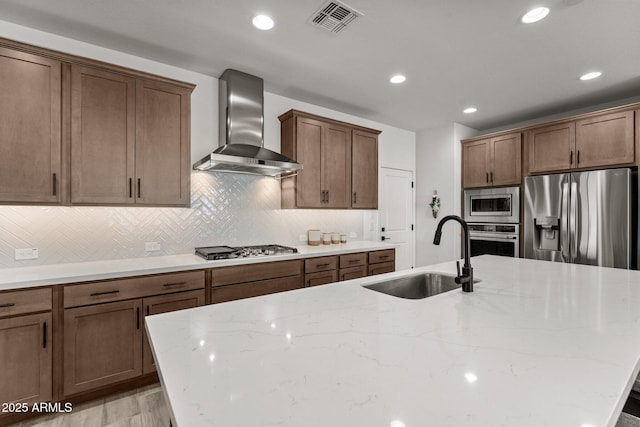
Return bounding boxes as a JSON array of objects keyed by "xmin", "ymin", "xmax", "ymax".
[
  {"xmin": 145, "ymin": 242, "xmax": 161, "ymax": 252},
  {"xmin": 15, "ymin": 248, "xmax": 38, "ymax": 260}
]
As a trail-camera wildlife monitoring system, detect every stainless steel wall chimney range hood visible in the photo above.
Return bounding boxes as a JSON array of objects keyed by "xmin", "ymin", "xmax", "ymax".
[{"xmin": 192, "ymin": 69, "xmax": 302, "ymax": 176}]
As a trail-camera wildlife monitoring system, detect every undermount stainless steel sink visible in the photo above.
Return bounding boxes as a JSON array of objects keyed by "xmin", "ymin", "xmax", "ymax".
[{"xmin": 363, "ymin": 272, "xmax": 480, "ymax": 300}]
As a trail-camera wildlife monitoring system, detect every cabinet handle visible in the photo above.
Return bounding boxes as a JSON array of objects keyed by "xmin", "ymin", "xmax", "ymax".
[
  {"xmin": 570, "ymin": 151, "xmax": 574, "ymax": 165},
  {"xmin": 129, "ymin": 178, "xmax": 133, "ymax": 198},
  {"xmin": 137, "ymin": 178, "xmax": 141, "ymax": 198},
  {"xmin": 90, "ymin": 290, "xmax": 120, "ymax": 297},
  {"xmin": 577, "ymin": 150, "xmax": 580, "ymax": 164},
  {"xmin": 163, "ymin": 281, "xmax": 187, "ymax": 288},
  {"xmin": 490, "ymin": 171, "xmax": 493, "ymax": 183},
  {"xmin": 316, "ymin": 263, "xmax": 330, "ymax": 268},
  {"xmin": 353, "ymin": 192, "xmax": 357, "ymax": 204},
  {"xmin": 136, "ymin": 307, "xmax": 140, "ymax": 330},
  {"xmin": 321, "ymin": 190, "xmax": 325, "ymax": 202},
  {"xmin": 326, "ymin": 191, "xmax": 329, "ymax": 203},
  {"xmin": 348, "ymin": 259, "xmax": 359, "ymax": 264},
  {"xmin": 0, "ymin": 303, "xmax": 15, "ymax": 308},
  {"xmin": 43, "ymin": 321, "xmax": 47, "ymax": 349},
  {"xmin": 486, "ymin": 172, "xmax": 489, "ymax": 183},
  {"xmin": 146, "ymin": 305, "xmax": 150, "ymax": 316},
  {"xmin": 52, "ymin": 173, "xmax": 57, "ymax": 196},
  {"xmin": 379, "ymin": 255, "xmax": 389, "ymax": 259}
]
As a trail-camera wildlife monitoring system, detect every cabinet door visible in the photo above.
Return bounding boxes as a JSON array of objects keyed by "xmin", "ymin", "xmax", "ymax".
[
  {"xmin": 352, "ymin": 130, "xmax": 378, "ymax": 208},
  {"xmin": 339, "ymin": 266, "xmax": 367, "ymax": 281},
  {"xmin": 64, "ymin": 299, "xmax": 142, "ymax": 396},
  {"xmin": 0, "ymin": 47, "xmax": 61, "ymax": 203},
  {"xmin": 575, "ymin": 111, "xmax": 635, "ymax": 168},
  {"xmin": 71, "ymin": 65, "xmax": 136, "ymax": 204},
  {"xmin": 142, "ymin": 290, "xmax": 204, "ymax": 374},
  {"xmin": 462, "ymin": 139, "xmax": 490, "ymax": 188},
  {"xmin": 135, "ymin": 80, "xmax": 191, "ymax": 206},
  {"xmin": 490, "ymin": 133, "xmax": 521, "ymax": 186},
  {"xmin": 528, "ymin": 122, "xmax": 575, "ymax": 173},
  {"xmin": 305, "ymin": 270, "xmax": 338, "ymax": 287},
  {"xmin": 322, "ymin": 122, "xmax": 352, "ymax": 208},
  {"xmin": 294, "ymin": 117, "xmax": 324, "ymax": 207},
  {"xmin": 0, "ymin": 313, "xmax": 51, "ymax": 405}
]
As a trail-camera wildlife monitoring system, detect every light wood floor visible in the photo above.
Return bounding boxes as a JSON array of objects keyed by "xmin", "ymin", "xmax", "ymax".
[{"xmin": 8, "ymin": 385, "xmax": 170, "ymax": 427}]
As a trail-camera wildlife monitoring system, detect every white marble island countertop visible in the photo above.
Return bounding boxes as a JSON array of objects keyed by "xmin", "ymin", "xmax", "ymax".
[{"xmin": 146, "ymin": 256, "xmax": 640, "ymax": 427}]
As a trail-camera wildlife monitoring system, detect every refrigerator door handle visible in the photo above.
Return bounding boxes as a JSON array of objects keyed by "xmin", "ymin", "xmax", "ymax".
[
  {"xmin": 560, "ymin": 180, "xmax": 570, "ymax": 262},
  {"xmin": 569, "ymin": 179, "xmax": 578, "ymax": 263}
]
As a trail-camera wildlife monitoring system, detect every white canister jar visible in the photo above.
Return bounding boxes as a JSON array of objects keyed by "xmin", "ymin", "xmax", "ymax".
[
  {"xmin": 308, "ymin": 229, "xmax": 321, "ymax": 246},
  {"xmin": 331, "ymin": 232, "xmax": 340, "ymax": 244},
  {"xmin": 340, "ymin": 234, "xmax": 347, "ymax": 244},
  {"xmin": 322, "ymin": 232, "xmax": 332, "ymax": 245}
]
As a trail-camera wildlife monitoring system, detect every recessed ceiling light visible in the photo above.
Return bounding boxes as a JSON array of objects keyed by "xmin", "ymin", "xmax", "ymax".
[
  {"xmin": 521, "ymin": 7, "xmax": 550, "ymax": 23},
  {"xmin": 252, "ymin": 15, "xmax": 274, "ymax": 30},
  {"xmin": 463, "ymin": 107, "xmax": 478, "ymax": 114},
  {"xmin": 389, "ymin": 75, "xmax": 406, "ymax": 84},
  {"xmin": 579, "ymin": 71, "xmax": 602, "ymax": 81}
]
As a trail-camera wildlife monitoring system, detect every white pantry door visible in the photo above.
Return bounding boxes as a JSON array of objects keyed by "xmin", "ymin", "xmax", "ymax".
[{"xmin": 379, "ymin": 167, "xmax": 414, "ymax": 271}]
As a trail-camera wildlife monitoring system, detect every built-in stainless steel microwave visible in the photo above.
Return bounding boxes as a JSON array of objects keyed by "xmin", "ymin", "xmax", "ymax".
[{"xmin": 463, "ymin": 186, "xmax": 520, "ymax": 223}]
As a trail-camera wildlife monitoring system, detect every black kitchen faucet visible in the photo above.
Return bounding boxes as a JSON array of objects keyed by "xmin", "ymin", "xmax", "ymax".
[{"xmin": 433, "ymin": 215, "xmax": 474, "ymax": 292}]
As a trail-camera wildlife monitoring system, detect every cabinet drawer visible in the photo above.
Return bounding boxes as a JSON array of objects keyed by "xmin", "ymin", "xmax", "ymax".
[
  {"xmin": 339, "ymin": 266, "xmax": 367, "ymax": 281},
  {"xmin": 305, "ymin": 256, "xmax": 338, "ymax": 273},
  {"xmin": 64, "ymin": 270, "xmax": 205, "ymax": 308},
  {"xmin": 368, "ymin": 249, "xmax": 395, "ymax": 264},
  {"xmin": 0, "ymin": 288, "xmax": 52, "ymax": 318},
  {"xmin": 211, "ymin": 276, "xmax": 303, "ymax": 304},
  {"xmin": 368, "ymin": 261, "xmax": 395, "ymax": 276},
  {"xmin": 339, "ymin": 252, "xmax": 366, "ymax": 268},
  {"xmin": 305, "ymin": 270, "xmax": 338, "ymax": 287},
  {"xmin": 212, "ymin": 260, "xmax": 302, "ymax": 287}
]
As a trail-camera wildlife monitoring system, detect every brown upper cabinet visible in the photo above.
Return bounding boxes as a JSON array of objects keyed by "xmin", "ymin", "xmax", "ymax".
[
  {"xmin": 0, "ymin": 47, "xmax": 62, "ymax": 204},
  {"xmin": 528, "ymin": 110, "xmax": 635, "ymax": 174},
  {"xmin": 279, "ymin": 110, "xmax": 381, "ymax": 209},
  {"xmin": 462, "ymin": 132, "xmax": 521, "ymax": 188},
  {"xmin": 0, "ymin": 39, "xmax": 195, "ymax": 207}
]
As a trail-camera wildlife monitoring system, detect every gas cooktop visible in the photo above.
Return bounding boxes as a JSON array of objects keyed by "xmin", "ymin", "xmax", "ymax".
[{"xmin": 194, "ymin": 244, "xmax": 298, "ymax": 261}]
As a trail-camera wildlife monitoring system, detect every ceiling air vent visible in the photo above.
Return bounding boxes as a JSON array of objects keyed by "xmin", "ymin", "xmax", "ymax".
[{"xmin": 309, "ymin": 0, "xmax": 362, "ymax": 34}]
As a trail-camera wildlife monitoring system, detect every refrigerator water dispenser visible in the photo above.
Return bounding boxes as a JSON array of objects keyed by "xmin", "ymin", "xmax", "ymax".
[{"xmin": 534, "ymin": 217, "xmax": 560, "ymax": 251}]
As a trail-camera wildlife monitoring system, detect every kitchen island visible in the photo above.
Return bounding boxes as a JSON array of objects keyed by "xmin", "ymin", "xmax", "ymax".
[{"xmin": 146, "ymin": 255, "xmax": 640, "ymax": 427}]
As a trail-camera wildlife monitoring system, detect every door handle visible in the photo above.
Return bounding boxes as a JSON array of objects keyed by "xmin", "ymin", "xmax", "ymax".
[
  {"xmin": 486, "ymin": 172, "xmax": 489, "ymax": 183},
  {"xmin": 570, "ymin": 180, "xmax": 578, "ymax": 263},
  {"xmin": 129, "ymin": 178, "xmax": 133, "ymax": 198},
  {"xmin": 326, "ymin": 190, "xmax": 329, "ymax": 203},
  {"xmin": 353, "ymin": 192, "xmax": 357, "ymax": 204},
  {"xmin": 136, "ymin": 307, "xmax": 140, "ymax": 330},
  {"xmin": 577, "ymin": 150, "xmax": 580, "ymax": 165},
  {"xmin": 137, "ymin": 178, "xmax": 141, "ymax": 198},
  {"xmin": 43, "ymin": 321, "xmax": 47, "ymax": 349},
  {"xmin": 570, "ymin": 151, "xmax": 574, "ymax": 165},
  {"xmin": 381, "ymin": 236, "xmax": 390, "ymax": 241},
  {"xmin": 52, "ymin": 173, "xmax": 57, "ymax": 196},
  {"xmin": 560, "ymin": 180, "xmax": 570, "ymax": 262}
]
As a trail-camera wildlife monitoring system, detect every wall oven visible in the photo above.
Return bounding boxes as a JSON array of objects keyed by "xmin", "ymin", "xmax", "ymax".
[
  {"xmin": 463, "ymin": 186, "xmax": 520, "ymax": 224},
  {"xmin": 464, "ymin": 186, "xmax": 520, "ymax": 257},
  {"xmin": 469, "ymin": 223, "xmax": 519, "ymax": 258}
]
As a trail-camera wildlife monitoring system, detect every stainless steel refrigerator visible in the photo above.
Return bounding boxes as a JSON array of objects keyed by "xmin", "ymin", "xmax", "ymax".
[{"xmin": 524, "ymin": 168, "xmax": 637, "ymax": 269}]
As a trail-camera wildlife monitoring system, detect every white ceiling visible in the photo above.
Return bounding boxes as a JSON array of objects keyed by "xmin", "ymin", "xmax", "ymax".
[{"xmin": 2, "ymin": 0, "xmax": 640, "ymax": 132}]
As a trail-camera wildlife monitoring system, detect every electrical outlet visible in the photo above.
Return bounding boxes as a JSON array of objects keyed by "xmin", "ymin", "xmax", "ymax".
[
  {"xmin": 299, "ymin": 234, "xmax": 307, "ymax": 242},
  {"xmin": 15, "ymin": 248, "xmax": 38, "ymax": 260},
  {"xmin": 145, "ymin": 242, "xmax": 161, "ymax": 252}
]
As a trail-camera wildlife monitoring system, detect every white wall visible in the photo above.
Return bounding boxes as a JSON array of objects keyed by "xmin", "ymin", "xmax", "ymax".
[
  {"xmin": 0, "ymin": 20, "xmax": 417, "ymax": 268},
  {"xmin": 415, "ymin": 123, "xmax": 478, "ymax": 267}
]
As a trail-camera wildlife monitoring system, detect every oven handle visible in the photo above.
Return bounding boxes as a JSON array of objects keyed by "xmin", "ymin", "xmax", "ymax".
[{"xmin": 470, "ymin": 235, "xmax": 518, "ymax": 242}]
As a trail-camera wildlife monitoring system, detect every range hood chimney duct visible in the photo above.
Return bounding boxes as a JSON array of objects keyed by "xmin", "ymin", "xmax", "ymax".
[{"xmin": 192, "ymin": 69, "xmax": 302, "ymax": 176}]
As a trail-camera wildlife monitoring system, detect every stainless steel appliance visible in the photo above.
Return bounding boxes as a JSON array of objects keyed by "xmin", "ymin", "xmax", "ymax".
[
  {"xmin": 192, "ymin": 70, "xmax": 303, "ymax": 176},
  {"xmin": 524, "ymin": 168, "xmax": 637, "ymax": 269},
  {"xmin": 469, "ymin": 223, "xmax": 519, "ymax": 258},
  {"xmin": 194, "ymin": 244, "xmax": 298, "ymax": 260},
  {"xmin": 463, "ymin": 186, "xmax": 520, "ymax": 224}
]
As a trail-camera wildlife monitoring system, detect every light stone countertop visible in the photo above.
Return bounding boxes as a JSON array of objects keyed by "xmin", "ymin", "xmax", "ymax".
[
  {"xmin": 146, "ymin": 255, "xmax": 640, "ymax": 427},
  {"xmin": 0, "ymin": 241, "xmax": 395, "ymax": 291}
]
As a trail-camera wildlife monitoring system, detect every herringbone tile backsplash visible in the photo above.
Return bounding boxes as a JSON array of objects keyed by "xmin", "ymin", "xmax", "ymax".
[{"xmin": 0, "ymin": 173, "xmax": 366, "ymax": 268}]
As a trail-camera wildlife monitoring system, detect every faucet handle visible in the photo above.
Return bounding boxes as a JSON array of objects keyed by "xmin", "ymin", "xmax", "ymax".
[{"xmin": 455, "ymin": 261, "xmax": 461, "ymax": 284}]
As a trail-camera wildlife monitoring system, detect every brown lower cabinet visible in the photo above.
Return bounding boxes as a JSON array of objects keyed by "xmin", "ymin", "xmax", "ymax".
[
  {"xmin": 368, "ymin": 249, "xmax": 396, "ymax": 276},
  {"xmin": 63, "ymin": 270, "xmax": 205, "ymax": 397},
  {"xmin": 0, "ymin": 312, "xmax": 52, "ymax": 405},
  {"xmin": 211, "ymin": 260, "xmax": 304, "ymax": 304},
  {"xmin": 339, "ymin": 252, "xmax": 368, "ymax": 281},
  {"xmin": 305, "ymin": 270, "xmax": 338, "ymax": 287},
  {"xmin": 64, "ymin": 299, "xmax": 143, "ymax": 396},
  {"xmin": 0, "ymin": 288, "xmax": 52, "ymax": 409}
]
